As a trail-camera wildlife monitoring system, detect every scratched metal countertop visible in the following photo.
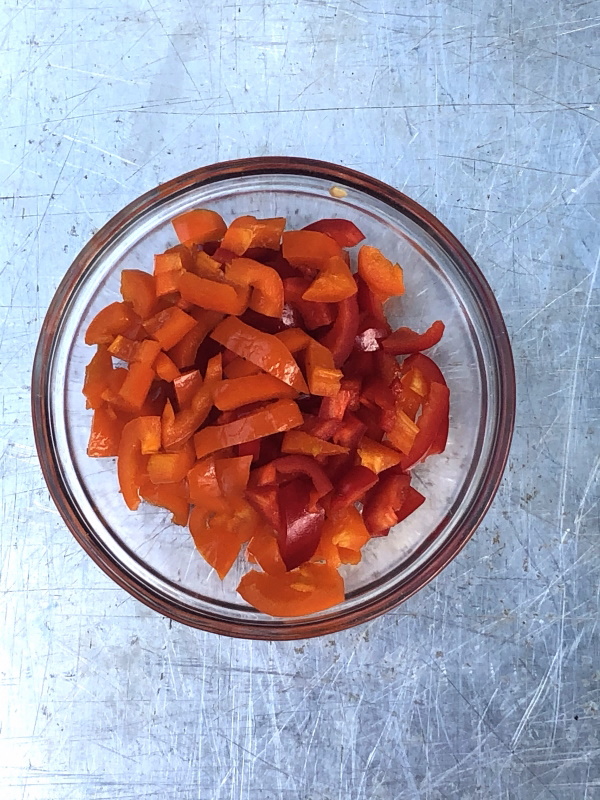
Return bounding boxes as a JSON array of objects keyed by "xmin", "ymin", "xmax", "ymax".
[{"xmin": 1, "ymin": 1, "xmax": 599, "ymax": 798}]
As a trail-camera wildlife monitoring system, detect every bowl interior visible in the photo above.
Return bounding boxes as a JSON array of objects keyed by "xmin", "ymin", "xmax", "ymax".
[{"xmin": 40, "ymin": 166, "xmax": 508, "ymax": 637}]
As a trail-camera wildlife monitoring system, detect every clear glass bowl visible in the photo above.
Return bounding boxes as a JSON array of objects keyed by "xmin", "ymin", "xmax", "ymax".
[{"xmin": 31, "ymin": 157, "xmax": 515, "ymax": 640}]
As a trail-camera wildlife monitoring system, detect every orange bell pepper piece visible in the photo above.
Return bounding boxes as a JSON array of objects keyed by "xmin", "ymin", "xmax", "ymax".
[
  {"xmin": 173, "ymin": 370, "xmax": 203, "ymax": 409},
  {"xmin": 357, "ymin": 245, "xmax": 404, "ymax": 299},
  {"xmin": 281, "ymin": 430, "xmax": 348, "ymax": 457},
  {"xmin": 83, "ymin": 346, "xmax": 113, "ymax": 409},
  {"xmin": 246, "ymin": 528, "xmax": 286, "ymax": 575},
  {"xmin": 140, "ymin": 479, "xmax": 190, "ymax": 526},
  {"xmin": 116, "ymin": 361, "xmax": 155, "ymax": 412},
  {"xmin": 275, "ymin": 328, "xmax": 342, "ymax": 397},
  {"xmin": 194, "ymin": 398, "xmax": 303, "ymax": 459},
  {"xmin": 107, "ymin": 334, "xmax": 138, "ymax": 363},
  {"xmin": 154, "ymin": 352, "xmax": 181, "ymax": 382},
  {"xmin": 172, "ymin": 209, "xmax": 227, "ymax": 244},
  {"xmin": 223, "ymin": 356, "xmax": 262, "ymax": 379},
  {"xmin": 188, "ymin": 456, "xmax": 226, "ymax": 511},
  {"xmin": 357, "ymin": 437, "xmax": 403, "ymax": 474},
  {"xmin": 190, "ymin": 250, "xmax": 225, "ymax": 280},
  {"xmin": 313, "ymin": 507, "xmax": 370, "ymax": 567},
  {"xmin": 281, "ymin": 230, "xmax": 343, "ymax": 271},
  {"xmin": 168, "ymin": 309, "xmax": 223, "ymax": 369},
  {"xmin": 162, "ymin": 382, "xmax": 215, "ymax": 451},
  {"xmin": 221, "ymin": 215, "xmax": 285, "ymax": 255},
  {"xmin": 154, "ymin": 251, "xmax": 186, "ymax": 297},
  {"xmin": 215, "ymin": 454, "xmax": 253, "ymax": 495},
  {"xmin": 224, "ymin": 258, "xmax": 284, "ymax": 318},
  {"xmin": 98, "ymin": 366, "xmax": 127, "ymax": 406},
  {"xmin": 178, "ymin": 272, "xmax": 249, "ymax": 315},
  {"xmin": 386, "ymin": 406, "xmax": 420, "ymax": 455},
  {"xmin": 87, "ymin": 405, "xmax": 127, "ymax": 457},
  {"xmin": 120, "ymin": 269, "xmax": 156, "ymax": 319},
  {"xmin": 210, "ymin": 316, "xmax": 308, "ymax": 393},
  {"xmin": 117, "ymin": 416, "xmax": 162, "ymax": 510},
  {"xmin": 204, "ymin": 352, "xmax": 222, "ymax": 382},
  {"xmin": 212, "ymin": 374, "xmax": 297, "ymax": 411},
  {"xmin": 302, "ymin": 256, "xmax": 357, "ymax": 303},
  {"xmin": 143, "ymin": 306, "xmax": 197, "ymax": 351},
  {"xmin": 147, "ymin": 441, "xmax": 195, "ymax": 484},
  {"xmin": 85, "ymin": 301, "xmax": 141, "ymax": 346},
  {"xmin": 236, "ymin": 562, "xmax": 344, "ymax": 617},
  {"xmin": 189, "ymin": 497, "xmax": 259, "ymax": 579}
]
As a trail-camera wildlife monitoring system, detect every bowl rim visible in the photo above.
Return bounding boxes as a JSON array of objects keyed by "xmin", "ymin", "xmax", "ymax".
[{"xmin": 31, "ymin": 156, "xmax": 516, "ymax": 640}]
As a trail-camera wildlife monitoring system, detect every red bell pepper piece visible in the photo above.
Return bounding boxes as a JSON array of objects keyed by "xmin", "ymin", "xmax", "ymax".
[
  {"xmin": 356, "ymin": 274, "xmax": 389, "ymax": 329},
  {"xmin": 329, "ymin": 465, "xmax": 378, "ymax": 513},
  {"xmin": 237, "ymin": 439, "xmax": 261, "ymax": 462},
  {"xmin": 210, "ymin": 316, "xmax": 308, "ymax": 393},
  {"xmin": 362, "ymin": 473, "xmax": 411, "ymax": 537},
  {"xmin": 383, "ymin": 320, "xmax": 445, "ymax": 355},
  {"xmin": 400, "ymin": 381, "xmax": 450, "ymax": 469},
  {"xmin": 268, "ymin": 455, "xmax": 333, "ymax": 507},
  {"xmin": 277, "ymin": 477, "xmax": 325, "ymax": 570},
  {"xmin": 396, "ymin": 485, "xmax": 426, "ymax": 522},
  {"xmin": 320, "ymin": 293, "xmax": 359, "ymax": 368},
  {"xmin": 302, "ymin": 218, "xmax": 366, "ymax": 248},
  {"xmin": 246, "ymin": 485, "xmax": 282, "ymax": 532},
  {"xmin": 284, "ymin": 277, "xmax": 336, "ymax": 330},
  {"xmin": 331, "ymin": 412, "xmax": 367, "ymax": 449},
  {"xmin": 300, "ymin": 415, "xmax": 342, "ymax": 440},
  {"xmin": 401, "ymin": 352, "xmax": 447, "ymax": 387}
]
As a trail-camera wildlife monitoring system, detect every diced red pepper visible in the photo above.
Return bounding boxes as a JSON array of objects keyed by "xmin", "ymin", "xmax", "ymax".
[
  {"xmin": 320, "ymin": 293, "xmax": 359, "ymax": 368},
  {"xmin": 284, "ymin": 277, "xmax": 336, "ymax": 330},
  {"xmin": 268, "ymin": 455, "xmax": 333, "ymax": 507},
  {"xmin": 329, "ymin": 465, "xmax": 378, "ymax": 513},
  {"xmin": 383, "ymin": 320, "xmax": 445, "ymax": 355},
  {"xmin": 277, "ymin": 477, "xmax": 325, "ymax": 570},
  {"xmin": 319, "ymin": 378, "xmax": 361, "ymax": 420},
  {"xmin": 331, "ymin": 412, "xmax": 367, "ymax": 449},
  {"xmin": 302, "ymin": 218, "xmax": 366, "ymax": 248},
  {"xmin": 362, "ymin": 473, "xmax": 411, "ymax": 537},
  {"xmin": 400, "ymin": 382, "xmax": 450, "ymax": 469}
]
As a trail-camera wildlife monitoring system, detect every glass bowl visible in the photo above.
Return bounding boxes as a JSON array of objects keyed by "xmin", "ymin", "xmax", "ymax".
[{"xmin": 31, "ymin": 157, "xmax": 515, "ymax": 640}]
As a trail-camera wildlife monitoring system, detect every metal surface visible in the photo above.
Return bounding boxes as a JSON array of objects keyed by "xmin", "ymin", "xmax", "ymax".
[{"xmin": 1, "ymin": 1, "xmax": 598, "ymax": 797}]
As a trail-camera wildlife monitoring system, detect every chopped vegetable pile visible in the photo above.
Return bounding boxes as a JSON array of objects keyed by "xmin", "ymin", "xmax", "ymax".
[{"xmin": 83, "ymin": 209, "xmax": 449, "ymax": 617}]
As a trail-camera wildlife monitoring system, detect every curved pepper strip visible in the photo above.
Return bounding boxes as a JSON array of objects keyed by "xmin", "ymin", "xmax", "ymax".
[
  {"xmin": 319, "ymin": 293, "xmax": 359, "ymax": 368},
  {"xmin": 85, "ymin": 302, "xmax": 141, "ymax": 346},
  {"xmin": 221, "ymin": 215, "xmax": 286, "ymax": 255},
  {"xmin": 283, "ymin": 277, "xmax": 336, "ymax": 330},
  {"xmin": 194, "ymin": 398, "xmax": 303, "ymax": 459},
  {"xmin": 302, "ymin": 218, "xmax": 366, "ymax": 248},
  {"xmin": 178, "ymin": 272, "xmax": 249, "ymax": 316},
  {"xmin": 224, "ymin": 257, "xmax": 284, "ymax": 318},
  {"xmin": 400, "ymin": 382, "xmax": 450, "ymax": 469},
  {"xmin": 362, "ymin": 473, "xmax": 411, "ymax": 537},
  {"xmin": 382, "ymin": 320, "xmax": 445, "ymax": 355},
  {"xmin": 162, "ymin": 381, "xmax": 216, "ymax": 451},
  {"xmin": 268, "ymin": 454, "xmax": 333, "ymax": 508},
  {"xmin": 210, "ymin": 316, "xmax": 308, "ymax": 393},
  {"xmin": 83, "ymin": 346, "xmax": 113, "ymax": 410},
  {"xmin": 277, "ymin": 477, "xmax": 325, "ymax": 570},
  {"xmin": 237, "ymin": 562, "xmax": 344, "ymax": 617}
]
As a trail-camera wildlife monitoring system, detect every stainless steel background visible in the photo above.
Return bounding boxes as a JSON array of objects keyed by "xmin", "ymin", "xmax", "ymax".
[{"xmin": 1, "ymin": 1, "xmax": 599, "ymax": 798}]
